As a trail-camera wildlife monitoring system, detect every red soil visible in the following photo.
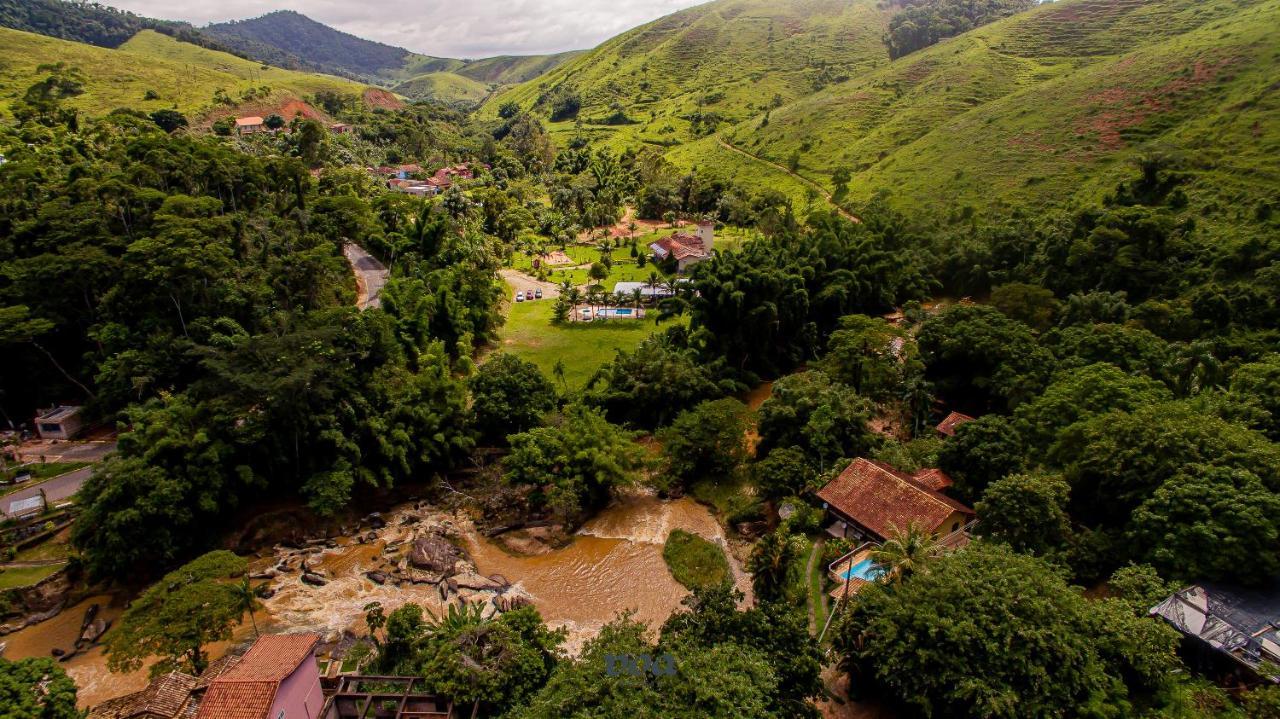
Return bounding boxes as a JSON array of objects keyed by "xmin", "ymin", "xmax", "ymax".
[{"xmin": 362, "ymin": 88, "xmax": 405, "ymax": 111}]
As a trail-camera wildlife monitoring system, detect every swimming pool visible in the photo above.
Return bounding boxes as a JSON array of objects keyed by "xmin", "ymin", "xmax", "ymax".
[
  {"xmin": 595, "ymin": 308, "xmax": 636, "ymax": 318},
  {"xmin": 838, "ymin": 558, "xmax": 885, "ymax": 582}
]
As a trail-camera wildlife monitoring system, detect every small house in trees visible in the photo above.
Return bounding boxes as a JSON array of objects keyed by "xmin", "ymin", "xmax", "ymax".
[
  {"xmin": 196, "ymin": 634, "xmax": 324, "ymax": 719},
  {"xmin": 329, "ymin": 123, "xmax": 352, "ymax": 134},
  {"xmin": 649, "ymin": 221, "xmax": 715, "ymax": 272},
  {"xmin": 235, "ymin": 116, "xmax": 264, "ymax": 135},
  {"xmin": 817, "ymin": 458, "xmax": 973, "ymax": 543},
  {"xmin": 35, "ymin": 405, "xmax": 84, "ymax": 440},
  {"xmin": 1151, "ymin": 581, "xmax": 1280, "ymax": 683},
  {"xmin": 936, "ymin": 411, "xmax": 976, "ymax": 437}
]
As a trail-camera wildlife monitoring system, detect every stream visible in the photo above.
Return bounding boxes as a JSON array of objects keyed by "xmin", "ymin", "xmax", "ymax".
[{"xmin": 2, "ymin": 493, "xmax": 748, "ymax": 707}]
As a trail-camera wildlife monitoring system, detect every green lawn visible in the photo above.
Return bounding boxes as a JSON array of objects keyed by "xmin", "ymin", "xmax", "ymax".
[
  {"xmin": 663, "ymin": 529, "xmax": 731, "ymax": 590},
  {"xmin": 691, "ymin": 475, "xmax": 763, "ymax": 527},
  {"xmin": 0, "ymin": 563, "xmax": 63, "ymax": 589},
  {"xmin": 495, "ymin": 300, "xmax": 671, "ymax": 391},
  {"xmin": 1, "ymin": 462, "xmax": 89, "ymax": 497}
]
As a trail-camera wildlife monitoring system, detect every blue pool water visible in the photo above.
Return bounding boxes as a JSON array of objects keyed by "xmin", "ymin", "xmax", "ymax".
[{"xmin": 838, "ymin": 558, "xmax": 884, "ymax": 582}]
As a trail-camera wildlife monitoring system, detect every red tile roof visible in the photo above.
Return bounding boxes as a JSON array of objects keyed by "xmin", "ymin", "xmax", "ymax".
[
  {"xmin": 817, "ymin": 459, "xmax": 973, "ymax": 540},
  {"xmin": 235, "ymin": 117, "xmax": 263, "ymax": 127},
  {"xmin": 89, "ymin": 672, "xmax": 197, "ymax": 719},
  {"xmin": 936, "ymin": 411, "xmax": 976, "ymax": 437},
  {"xmin": 911, "ymin": 468, "xmax": 954, "ymax": 491},
  {"xmin": 651, "ymin": 234, "xmax": 709, "ymax": 261},
  {"xmin": 195, "ymin": 634, "xmax": 319, "ymax": 719}
]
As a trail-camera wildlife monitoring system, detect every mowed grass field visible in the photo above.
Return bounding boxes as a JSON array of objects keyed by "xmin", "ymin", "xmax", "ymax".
[
  {"xmin": 495, "ymin": 299, "xmax": 674, "ymax": 391},
  {"xmin": 0, "ymin": 28, "xmax": 371, "ymax": 121}
]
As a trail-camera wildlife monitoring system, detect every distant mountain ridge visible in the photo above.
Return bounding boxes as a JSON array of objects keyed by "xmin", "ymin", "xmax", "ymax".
[
  {"xmin": 203, "ymin": 10, "xmax": 421, "ymax": 79},
  {"xmin": 202, "ymin": 9, "xmax": 583, "ymax": 104}
]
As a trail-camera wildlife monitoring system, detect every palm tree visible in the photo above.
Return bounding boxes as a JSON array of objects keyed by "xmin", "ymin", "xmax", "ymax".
[
  {"xmin": 870, "ymin": 524, "xmax": 941, "ymax": 586},
  {"xmin": 748, "ymin": 530, "xmax": 804, "ymax": 602},
  {"xmin": 1171, "ymin": 340, "xmax": 1224, "ymax": 397},
  {"xmin": 553, "ymin": 359, "xmax": 567, "ymax": 390},
  {"xmin": 631, "ymin": 288, "xmax": 643, "ymax": 311},
  {"xmin": 236, "ymin": 577, "xmax": 261, "ymax": 638}
]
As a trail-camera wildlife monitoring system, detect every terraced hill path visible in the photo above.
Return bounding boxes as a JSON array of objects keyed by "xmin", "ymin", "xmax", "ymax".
[{"xmin": 716, "ymin": 136, "xmax": 861, "ymax": 223}]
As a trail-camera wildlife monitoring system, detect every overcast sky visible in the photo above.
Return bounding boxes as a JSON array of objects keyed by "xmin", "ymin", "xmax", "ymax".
[{"xmin": 102, "ymin": 0, "xmax": 706, "ymax": 58}]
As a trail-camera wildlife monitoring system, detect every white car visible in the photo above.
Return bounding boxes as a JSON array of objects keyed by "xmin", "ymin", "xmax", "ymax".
[{"xmin": 515, "ymin": 292, "xmax": 525, "ymax": 302}]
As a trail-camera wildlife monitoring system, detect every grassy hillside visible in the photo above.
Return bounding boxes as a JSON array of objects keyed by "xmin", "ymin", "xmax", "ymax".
[
  {"xmin": 0, "ymin": 27, "xmax": 372, "ymax": 121},
  {"xmin": 391, "ymin": 71, "xmax": 490, "ymax": 105},
  {"xmin": 484, "ymin": 0, "xmax": 898, "ymax": 149},
  {"xmin": 709, "ymin": 0, "xmax": 1280, "ymax": 220},
  {"xmin": 391, "ymin": 53, "xmax": 584, "ymax": 105},
  {"xmin": 455, "ymin": 52, "xmax": 585, "ymax": 85}
]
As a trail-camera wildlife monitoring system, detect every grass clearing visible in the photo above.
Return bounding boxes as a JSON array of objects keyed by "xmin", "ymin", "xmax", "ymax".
[
  {"xmin": 0, "ymin": 563, "xmax": 63, "ymax": 589},
  {"xmin": 690, "ymin": 474, "xmax": 763, "ymax": 527},
  {"xmin": 663, "ymin": 529, "xmax": 731, "ymax": 590},
  {"xmin": 495, "ymin": 299, "xmax": 672, "ymax": 391}
]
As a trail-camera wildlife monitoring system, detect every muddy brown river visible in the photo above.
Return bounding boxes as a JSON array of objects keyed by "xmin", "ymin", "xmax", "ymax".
[{"xmin": 3, "ymin": 493, "xmax": 748, "ymax": 707}]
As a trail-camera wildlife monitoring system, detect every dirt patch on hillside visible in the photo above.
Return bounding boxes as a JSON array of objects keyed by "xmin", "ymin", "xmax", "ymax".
[
  {"xmin": 363, "ymin": 88, "xmax": 405, "ymax": 111},
  {"xmin": 197, "ymin": 96, "xmax": 330, "ymax": 129},
  {"xmin": 1074, "ymin": 55, "xmax": 1241, "ymax": 150}
]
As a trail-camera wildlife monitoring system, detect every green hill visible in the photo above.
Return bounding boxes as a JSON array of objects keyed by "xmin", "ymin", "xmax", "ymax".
[
  {"xmin": 0, "ymin": 27, "xmax": 374, "ymax": 121},
  {"xmin": 455, "ymin": 52, "xmax": 585, "ymax": 85},
  {"xmin": 391, "ymin": 53, "xmax": 585, "ymax": 105},
  {"xmin": 483, "ymin": 0, "xmax": 900, "ymax": 149},
  {"xmin": 391, "ymin": 71, "xmax": 491, "ymax": 105},
  {"xmin": 669, "ymin": 0, "xmax": 1280, "ymax": 223}
]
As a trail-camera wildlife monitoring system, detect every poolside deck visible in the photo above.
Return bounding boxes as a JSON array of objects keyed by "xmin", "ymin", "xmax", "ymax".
[{"xmin": 828, "ymin": 545, "xmax": 879, "ymax": 599}]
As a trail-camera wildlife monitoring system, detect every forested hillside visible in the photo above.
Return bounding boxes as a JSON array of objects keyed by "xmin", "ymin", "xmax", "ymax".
[
  {"xmin": 203, "ymin": 10, "xmax": 419, "ymax": 79},
  {"xmin": 0, "ymin": 0, "xmax": 228, "ymax": 52}
]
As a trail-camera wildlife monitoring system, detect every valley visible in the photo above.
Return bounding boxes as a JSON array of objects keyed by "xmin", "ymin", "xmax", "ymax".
[{"xmin": 1, "ymin": 0, "xmax": 1279, "ymax": 717}]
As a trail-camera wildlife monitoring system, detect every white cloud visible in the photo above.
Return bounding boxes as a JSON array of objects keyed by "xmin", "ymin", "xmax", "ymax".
[{"xmin": 101, "ymin": 0, "xmax": 706, "ymax": 58}]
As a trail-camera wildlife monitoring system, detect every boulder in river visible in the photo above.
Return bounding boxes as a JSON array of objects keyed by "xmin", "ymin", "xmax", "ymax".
[
  {"xmin": 410, "ymin": 535, "xmax": 463, "ymax": 574},
  {"xmin": 301, "ymin": 573, "xmax": 328, "ymax": 587},
  {"xmin": 366, "ymin": 571, "xmax": 388, "ymax": 585},
  {"xmin": 78, "ymin": 618, "xmax": 109, "ymax": 647},
  {"xmin": 453, "ymin": 572, "xmax": 502, "ymax": 592}
]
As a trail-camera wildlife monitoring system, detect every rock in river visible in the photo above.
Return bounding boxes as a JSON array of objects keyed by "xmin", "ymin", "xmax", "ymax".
[
  {"xmin": 410, "ymin": 535, "xmax": 463, "ymax": 574},
  {"xmin": 301, "ymin": 573, "xmax": 328, "ymax": 587}
]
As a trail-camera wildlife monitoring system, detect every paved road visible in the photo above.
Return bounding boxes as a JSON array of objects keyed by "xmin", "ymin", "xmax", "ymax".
[
  {"xmin": 3, "ymin": 466, "xmax": 93, "ymax": 515},
  {"xmin": 4, "ymin": 440, "xmax": 116, "ymax": 516},
  {"xmin": 344, "ymin": 244, "xmax": 390, "ymax": 310}
]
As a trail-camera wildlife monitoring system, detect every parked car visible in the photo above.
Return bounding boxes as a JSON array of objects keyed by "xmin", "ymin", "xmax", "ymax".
[
  {"xmin": 515, "ymin": 292, "xmax": 524, "ymax": 302},
  {"xmin": 579, "ymin": 308, "xmax": 593, "ymax": 321},
  {"xmin": 525, "ymin": 290, "xmax": 535, "ymax": 301},
  {"xmin": 535, "ymin": 288, "xmax": 543, "ymax": 299}
]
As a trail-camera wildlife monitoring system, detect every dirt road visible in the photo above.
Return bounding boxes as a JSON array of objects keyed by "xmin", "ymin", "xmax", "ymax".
[
  {"xmin": 344, "ymin": 244, "xmax": 390, "ymax": 310},
  {"xmin": 716, "ymin": 137, "xmax": 860, "ymax": 223}
]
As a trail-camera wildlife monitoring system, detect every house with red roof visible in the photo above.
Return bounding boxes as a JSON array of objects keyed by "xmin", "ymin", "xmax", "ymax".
[
  {"xmin": 196, "ymin": 633, "xmax": 323, "ymax": 719},
  {"xmin": 235, "ymin": 117, "xmax": 264, "ymax": 135},
  {"xmin": 936, "ymin": 410, "xmax": 977, "ymax": 437},
  {"xmin": 649, "ymin": 220, "xmax": 715, "ymax": 272},
  {"xmin": 817, "ymin": 458, "xmax": 974, "ymax": 542}
]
